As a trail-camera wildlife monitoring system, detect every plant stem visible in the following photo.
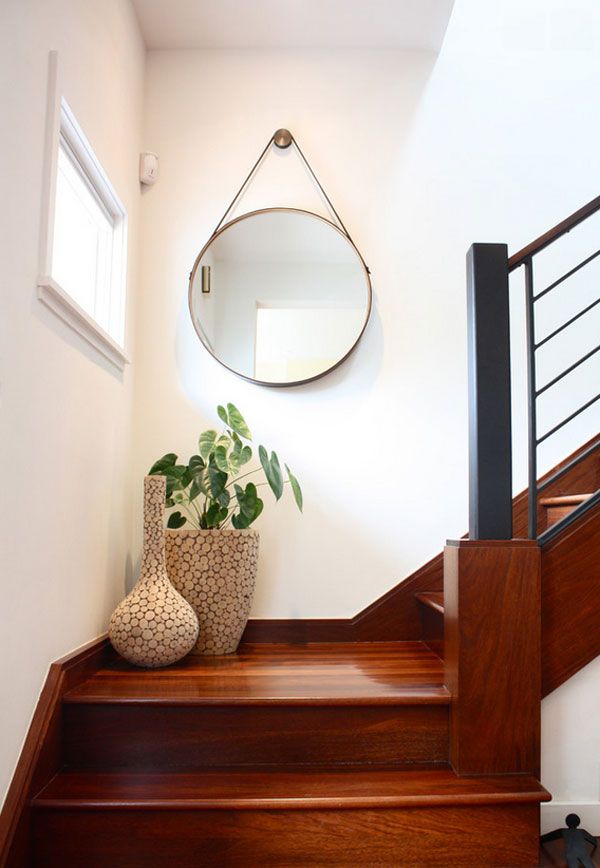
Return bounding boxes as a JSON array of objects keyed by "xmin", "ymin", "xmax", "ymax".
[
  {"xmin": 179, "ymin": 501, "xmax": 200, "ymax": 529},
  {"xmin": 227, "ymin": 466, "xmax": 262, "ymax": 488}
]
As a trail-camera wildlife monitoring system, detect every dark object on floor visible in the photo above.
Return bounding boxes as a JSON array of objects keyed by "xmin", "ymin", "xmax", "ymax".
[{"xmin": 541, "ymin": 813, "xmax": 598, "ymax": 867}]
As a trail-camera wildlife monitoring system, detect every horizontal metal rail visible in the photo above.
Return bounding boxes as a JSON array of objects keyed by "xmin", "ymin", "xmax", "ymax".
[
  {"xmin": 536, "ymin": 296, "xmax": 600, "ymax": 349},
  {"xmin": 538, "ymin": 436, "xmax": 600, "ymax": 493},
  {"xmin": 533, "ymin": 248, "xmax": 600, "ymax": 302},
  {"xmin": 536, "ymin": 342, "xmax": 600, "ymax": 396},
  {"xmin": 537, "ymin": 391, "xmax": 600, "ymax": 445},
  {"xmin": 538, "ymin": 488, "xmax": 600, "ymax": 545}
]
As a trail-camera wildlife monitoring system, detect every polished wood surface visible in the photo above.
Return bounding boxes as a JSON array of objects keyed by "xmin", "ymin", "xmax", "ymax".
[
  {"xmin": 0, "ymin": 636, "xmax": 112, "ymax": 868},
  {"xmin": 244, "ymin": 434, "xmax": 600, "ymax": 644},
  {"xmin": 34, "ymin": 768, "xmax": 550, "ymax": 809},
  {"xmin": 33, "ymin": 804, "xmax": 543, "ymax": 867},
  {"xmin": 63, "ymin": 701, "xmax": 450, "ymax": 769},
  {"xmin": 541, "ymin": 494, "xmax": 593, "ymax": 506},
  {"xmin": 66, "ymin": 641, "xmax": 447, "ymax": 705},
  {"xmin": 444, "ymin": 540, "xmax": 541, "ymax": 775},
  {"xmin": 415, "ymin": 591, "xmax": 444, "ymax": 615},
  {"xmin": 542, "ymin": 498, "xmax": 600, "ymax": 695},
  {"xmin": 63, "ymin": 643, "xmax": 450, "ymax": 770}
]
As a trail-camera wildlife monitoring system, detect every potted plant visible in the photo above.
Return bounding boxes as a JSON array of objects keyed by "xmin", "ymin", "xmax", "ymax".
[{"xmin": 149, "ymin": 403, "xmax": 302, "ymax": 654}]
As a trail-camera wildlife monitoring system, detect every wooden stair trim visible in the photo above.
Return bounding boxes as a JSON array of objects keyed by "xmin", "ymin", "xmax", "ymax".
[
  {"xmin": 32, "ymin": 769, "xmax": 550, "ymax": 811},
  {"xmin": 416, "ymin": 592, "xmax": 445, "ymax": 615},
  {"xmin": 242, "ymin": 432, "xmax": 600, "ymax": 644},
  {"xmin": 540, "ymin": 494, "xmax": 593, "ymax": 507},
  {"xmin": 62, "ymin": 688, "xmax": 451, "ymax": 707},
  {"xmin": 0, "ymin": 636, "xmax": 112, "ymax": 868}
]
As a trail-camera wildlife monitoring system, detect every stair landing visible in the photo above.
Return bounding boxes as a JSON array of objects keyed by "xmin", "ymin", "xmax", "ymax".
[{"xmin": 65, "ymin": 640, "xmax": 449, "ymax": 705}]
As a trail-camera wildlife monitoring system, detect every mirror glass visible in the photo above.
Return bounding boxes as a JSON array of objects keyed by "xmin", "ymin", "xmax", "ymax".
[{"xmin": 189, "ymin": 209, "xmax": 371, "ymax": 385}]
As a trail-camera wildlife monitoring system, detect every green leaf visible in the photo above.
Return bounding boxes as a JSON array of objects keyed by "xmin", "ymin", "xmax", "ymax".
[
  {"xmin": 214, "ymin": 444, "xmax": 230, "ymax": 474},
  {"xmin": 188, "ymin": 455, "xmax": 208, "ymax": 497},
  {"xmin": 259, "ymin": 445, "xmax": 283, "ymax": 500},
  {"xmin": 189, "ymin": 454, "xmax": 205, "ymax": 474},
  {"xmin": 163, "ymin": 464, "xmax": 191, "ymax": 491},
  {"xmin": 199, "ymin": 430, "xmax": 218, "ymax": 461},
  {"xmin": 205, "ymin": 502, "xmax": 228, "ymax": 528},
  {"xmin": 188, "ymin": 480, "xmax": 202, "ymax": 502},
  {"xmin": 232, "ymin": 482, "xmax": 263, "ymax": 528},
  {"xmin": 229, "ymin": 438, "xmax": 250, "ymax": 472},
  {"xmin": 232, "ymin": 497, "xmax": 263, "ymax": 528},
  {"xmin": 167, "ymin": 511, "xmax": 186, "ymax": 529},
  {"xmin": 227, "ymin": 403, "xmax": 252, "ymax": 440},
  {"xmin": 149, "ymin": 453, "xmax": 178, "ymax": 475},
  {"xmin": 228, "ymin": 451, "xmax": 242, "ymax": 474},
  {"xmin": 208, "ymin": 461, "xmax": 229, "ymax": 507},
  {"xmin": 217, "ymin": 405, "xmax": 229, "ymax": 425},
  {"xmin": 286, "ymin": 465, "xmax": 303, "ymax": 512},
  {"xmin": 234, "ymin": 482, "xmax": 256, "ymax": 521}
]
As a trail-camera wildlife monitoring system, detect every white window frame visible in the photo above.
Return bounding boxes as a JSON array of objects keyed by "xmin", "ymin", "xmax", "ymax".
[{"xmin": 38, "ymin": 52, "xmax": 129, "ymax": 371}]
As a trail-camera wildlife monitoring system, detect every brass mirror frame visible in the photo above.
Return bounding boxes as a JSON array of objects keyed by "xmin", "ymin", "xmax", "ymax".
[{"xmin": 188, "ymin": 207, "xmax": 372, "ymax": 388}]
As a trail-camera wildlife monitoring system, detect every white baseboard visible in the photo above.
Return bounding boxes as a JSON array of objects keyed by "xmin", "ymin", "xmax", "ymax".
[{"xmin": 542, "ymin": 801, "xmax": 600, "ymax": 834}]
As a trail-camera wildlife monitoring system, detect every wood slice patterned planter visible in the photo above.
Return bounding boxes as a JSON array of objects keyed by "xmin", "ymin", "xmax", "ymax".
[{"xmin": 165, "ymin": 529, "xmax": 259, "ymax": 655}]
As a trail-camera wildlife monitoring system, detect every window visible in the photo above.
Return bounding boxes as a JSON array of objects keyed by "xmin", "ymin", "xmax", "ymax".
[{"xmin": 38, "ymin": 53, "xmax": 128, "ymax": 369}]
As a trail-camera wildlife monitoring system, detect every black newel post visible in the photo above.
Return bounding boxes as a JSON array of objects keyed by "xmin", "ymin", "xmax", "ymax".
[{"xmin": 466, "ymin": 243, "xmax": 513, "ymax": 540}]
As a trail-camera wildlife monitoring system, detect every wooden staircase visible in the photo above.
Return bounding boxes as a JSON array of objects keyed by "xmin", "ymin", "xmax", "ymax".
[
  {"xmin": 2, "ymin": 479, "xmax": 598, "ymax": 866},
  {"xmin": 28, "ymin": 642, "xmax": 548, "ymax": 867}
]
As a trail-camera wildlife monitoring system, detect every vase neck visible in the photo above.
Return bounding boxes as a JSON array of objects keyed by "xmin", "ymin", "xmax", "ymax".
[{"xmin": 141, "ymin": 475, "xmax": 166, "ymax": 570}]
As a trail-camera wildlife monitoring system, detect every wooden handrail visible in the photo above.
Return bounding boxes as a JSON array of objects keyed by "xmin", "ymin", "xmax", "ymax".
[{"xmin": 508, "ymin": 193, "xmax": 600, "ymax": 271}]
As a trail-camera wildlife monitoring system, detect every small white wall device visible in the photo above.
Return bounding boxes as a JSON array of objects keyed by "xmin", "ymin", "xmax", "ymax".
[{"xmin": 139, "ymin": 152, "xmax": 159, "ymax": 185}]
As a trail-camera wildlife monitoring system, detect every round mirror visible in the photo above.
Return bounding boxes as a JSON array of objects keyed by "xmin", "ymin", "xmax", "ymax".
[{"xmin": 189, "ymin": 208, "xmax": 372, "ymax": 386}]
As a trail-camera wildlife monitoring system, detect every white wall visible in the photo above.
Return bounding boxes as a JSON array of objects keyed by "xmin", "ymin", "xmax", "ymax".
[
  {"xmin": 137, "ymin": 0, "xmax": 600, "ymax": 825},
  {"xmin": 0, "ymin": 0, "xmax": 144, "ymax": 806},
  {"xmin": 138, "ymin": 1, "xmax": 600, "ymax": 617}
]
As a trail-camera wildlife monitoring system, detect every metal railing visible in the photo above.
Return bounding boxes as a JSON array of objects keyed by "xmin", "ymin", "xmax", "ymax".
[
  {"xmin": 508, "ymin": 200, "xmax": 600, "ymax": 540},
  {"xmin": 467, "ymin": 195, "xmax": 600, "ymax": 542}
]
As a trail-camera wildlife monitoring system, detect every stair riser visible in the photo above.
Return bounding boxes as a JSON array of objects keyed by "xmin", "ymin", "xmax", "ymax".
[
  {"xmin": 33, "ymin": 804, "xmax": 541, "ymax": 867},
  {"xmin": 62, "ymin": 704, "xmax": 449, "ymax": 770}
]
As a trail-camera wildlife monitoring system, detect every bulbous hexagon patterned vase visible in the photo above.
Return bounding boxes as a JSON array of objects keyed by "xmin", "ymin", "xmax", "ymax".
[
  {"xmin": 165, "ymin": 529, "xmax": 259, "ymax": 655},
  {"xmin": 108, "ymin": 476, "xmax": 199, "ymax": 668}
]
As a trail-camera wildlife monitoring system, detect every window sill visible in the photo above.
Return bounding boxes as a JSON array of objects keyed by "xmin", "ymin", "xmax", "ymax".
[{"xmin": 37, "ymin": 276, "xmax": 130, "ymax": 371}]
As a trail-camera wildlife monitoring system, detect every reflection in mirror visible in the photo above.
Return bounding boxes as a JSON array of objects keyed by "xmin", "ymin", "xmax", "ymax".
[{"xmin": 189, "ymin": 209, "xmax": 371, "ymax": 386}]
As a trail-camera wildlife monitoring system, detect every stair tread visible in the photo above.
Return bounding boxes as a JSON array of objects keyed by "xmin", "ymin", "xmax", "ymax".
[
  {"xmin": 415, "ymin": 591, "xmax": 445, "ymax": 615},
  {"xmin": 540, "ymin": 492, "xmax": 593, "ymax": 507},
  {"xmin": 64, "ymin": 641, "xmax": 449, "ymax": 706},
  {"xmin": 33, "ymin": 768, "xmax": 550, "ymax": 810}
]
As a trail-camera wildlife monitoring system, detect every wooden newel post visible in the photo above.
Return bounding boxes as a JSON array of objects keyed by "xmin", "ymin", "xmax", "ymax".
[
  {"xmin": 467, "ymin": 243, "xmax": 512, "ymax": 540},
  {"xmin": 444, "ymin": 539, "xmax": 541, "ymax": 776}
]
